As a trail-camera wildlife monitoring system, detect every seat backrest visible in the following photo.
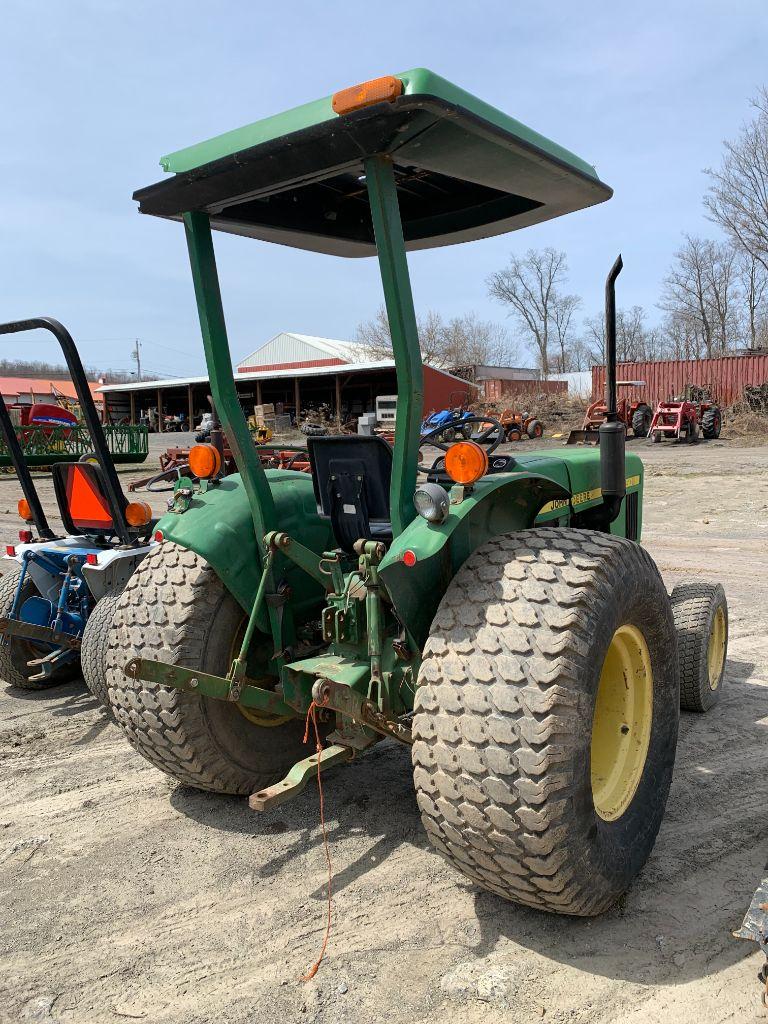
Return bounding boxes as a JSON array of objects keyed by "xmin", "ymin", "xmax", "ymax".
[{"xmin": 307, "ymin": 435, "xmax": 393, "ymax": 552}]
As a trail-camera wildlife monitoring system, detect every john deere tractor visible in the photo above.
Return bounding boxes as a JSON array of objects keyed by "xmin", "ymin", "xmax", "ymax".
[{"xmin": 106, "ymin": 70, "xmax": 728, "ymax": 915}]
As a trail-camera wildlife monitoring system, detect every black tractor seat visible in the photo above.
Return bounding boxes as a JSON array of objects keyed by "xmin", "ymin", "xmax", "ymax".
[{"xmin": 307, "ymin": 435, "xmax": 393, "ymax": 553}]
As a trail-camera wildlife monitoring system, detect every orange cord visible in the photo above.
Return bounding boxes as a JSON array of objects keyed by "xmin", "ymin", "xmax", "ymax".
[{"xmin": 301, "ymin": 699, "xmax": 333, "ymax": 982}]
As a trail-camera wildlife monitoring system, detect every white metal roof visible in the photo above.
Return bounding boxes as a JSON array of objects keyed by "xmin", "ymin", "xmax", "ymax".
[
  {"xmin": 236, "ymin": 331, "xmax": 353, "ymax": 369},
  {"xmin": 97, "ymin": 359, "xmax": 395, "ymax": 393},
  {"xmin": 97, "ymin": 359, "xmax": 478, "ymax": 394}
]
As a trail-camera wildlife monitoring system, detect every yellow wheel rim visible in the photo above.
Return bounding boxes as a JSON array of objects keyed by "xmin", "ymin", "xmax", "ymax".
[
  {"xmin": 237, "ymin": 702, "xmax": 293, "ymax": 728},
  {"xmin": 591, "ymin": 624, "xmax": 653, "ymax": 822},
  {"xmin": 707, "ymin": 606, "xmax": 726, "ymax": 690},
  {"xmin": 227, "ymin": 627, "xmax": 293, "ymax": 728}
]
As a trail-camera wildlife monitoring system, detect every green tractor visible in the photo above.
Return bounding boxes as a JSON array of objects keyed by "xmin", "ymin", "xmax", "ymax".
[{"xmin": 107, "ymin": 70, "xmax": 728, "ymax": 915}]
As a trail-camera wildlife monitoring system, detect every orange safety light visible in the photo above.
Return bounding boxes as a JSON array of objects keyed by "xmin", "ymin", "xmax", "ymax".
[
  {"xmin": 125, "ymin": 500, "xmax": 152, "ymax": 528},
  {"xmin": 65, "ymin": 465, "xmax": 114, "ymax": 531},
  {"xmin": 444, "ymin": 441, "xmax": 488, "ymax": 486},
  {"xmin": 332, "ymin": 75, "xmax": 403, "ymax": 116},
  {"xmin": 188, "ymin": 443, "xmax": 222, "ymax": 480},
  {"xmin": 18, "ymin": 498, "xmax": 33, "ymax": 522}
]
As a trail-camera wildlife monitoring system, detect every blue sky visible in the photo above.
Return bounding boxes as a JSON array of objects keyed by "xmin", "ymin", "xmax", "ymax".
[{"xmin": 2, "ymin": 1, "xmax": 766, "ymax": 376}]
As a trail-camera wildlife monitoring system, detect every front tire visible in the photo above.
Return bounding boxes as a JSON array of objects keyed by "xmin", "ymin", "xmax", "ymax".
[
  {"xmin": 105, "ymin": 542, "xmax": 310, "ymax": 795},
  {"xmin": 671, "ymin": 581, "xmax": 728, "ymax": 712},
  {"xmin": 412, "ymin": 528, "xmax": 679, "ymax": 916}
]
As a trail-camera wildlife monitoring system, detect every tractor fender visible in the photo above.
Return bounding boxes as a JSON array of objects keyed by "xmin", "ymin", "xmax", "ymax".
[
  {"xmin": 155, "ymin": 471, "xmax": 334, "ymax": 619},
  {"xmin": 379, "ymin": 467, "xmax": 571, "ymax": 651}
]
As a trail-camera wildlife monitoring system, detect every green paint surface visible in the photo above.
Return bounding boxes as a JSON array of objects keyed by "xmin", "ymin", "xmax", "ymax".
[
  {"xmin": 156, "ymin": 470, "xmax": 333, "ymax": 621},
  {"xmin": 379, "ymin": 448, "xmax": 644, "ymax": 648},
  {"xmin": 160, "ymin": 68, "xmax": 600, "ymax": 182}
]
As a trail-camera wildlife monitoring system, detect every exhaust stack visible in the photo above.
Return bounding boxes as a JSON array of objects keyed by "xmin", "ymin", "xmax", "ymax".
[{"xmin": 597, "ymin": 255, "xmax": 625, "ymax": 523}]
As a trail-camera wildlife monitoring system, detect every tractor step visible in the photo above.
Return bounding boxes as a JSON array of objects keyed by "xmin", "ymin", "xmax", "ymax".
[
  {"xmin": 249, "ymin": 743, "xmax": 353, "ymax": 811},
  {"xmin": 0, "ymin": 616, "xmax": 82, "ymax": 650}
]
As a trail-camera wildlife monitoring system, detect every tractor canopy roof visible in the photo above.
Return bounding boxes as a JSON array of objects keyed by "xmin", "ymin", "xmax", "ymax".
[{"xmin": 134, "ymin": 68, "xmax": 612, "ymax": 257}]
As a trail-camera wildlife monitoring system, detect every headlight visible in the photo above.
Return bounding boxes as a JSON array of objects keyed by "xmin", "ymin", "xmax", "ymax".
[{"xmin": 413, "ymin": 483, "xmax": 450, "ymax": 524}]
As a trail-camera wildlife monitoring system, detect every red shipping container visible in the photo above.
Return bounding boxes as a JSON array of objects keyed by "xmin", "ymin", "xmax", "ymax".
[{"xmin": 592, "ymin": 354, "xmax": 768, "ymax": 408}]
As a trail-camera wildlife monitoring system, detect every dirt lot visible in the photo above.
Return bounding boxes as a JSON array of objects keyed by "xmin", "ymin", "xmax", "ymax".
[{"xmin": 1, "ymin": 432, "xmax": 767, "ymax": 1024}]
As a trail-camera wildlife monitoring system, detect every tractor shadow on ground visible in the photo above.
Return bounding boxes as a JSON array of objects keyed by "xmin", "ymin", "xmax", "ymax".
[
  {"xmin": 3, "ymin": 677, "xmax": 112, "ymax": 744},
  {"xmin": 170, "ymin": 737, "xmax": 427, "ymax": 899},
  {"xmin": 171, "ymin": 657, "xmax": 766, "ymax": 988}
]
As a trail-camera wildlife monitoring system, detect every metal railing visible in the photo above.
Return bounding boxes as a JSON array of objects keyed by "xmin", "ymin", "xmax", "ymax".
[{"xmin": 0, "ymin": 424, "xmax": 149, "ymax": 466}]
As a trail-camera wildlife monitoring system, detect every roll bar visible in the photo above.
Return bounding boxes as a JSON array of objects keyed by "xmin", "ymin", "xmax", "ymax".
[{"xmin": 0, "ymin": 318, "xmax": 132, "ymax": 544}]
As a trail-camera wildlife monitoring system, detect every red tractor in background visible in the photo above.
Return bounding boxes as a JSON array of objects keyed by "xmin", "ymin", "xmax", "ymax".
[
  {"xmin": 567, "ymin": 381, "xmax": 652, "ymax": 444},
  {"xmin": 648, "ymin": 384, "xmax": 722, "ymax": 443}
]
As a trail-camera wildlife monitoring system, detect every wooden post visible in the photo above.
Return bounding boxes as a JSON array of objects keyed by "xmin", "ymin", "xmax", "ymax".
[
  {"xmin": 157, "ymin": 387, "xmax": 164, "ymax": 432},
  {"xmin": 294, "ymin": 376, "xmax": 300, "ymax": 420},
  {"xmin": 129, "ymin": 391, "xmax": 136, "ymax": 425},
  {"xmin": 187, "ymin": 384, "xmax": 194, "ymax": 430},
  {"xmin": 256, "ymin": 379, "xmax": 262, "ymax": 406},
  {"xmin": 335, "ymin": 374, "xmax": 342, "ymax": 429},
  {"xmin": 103, "ymin": 392, "xmax": 110, "ymax": 425}
]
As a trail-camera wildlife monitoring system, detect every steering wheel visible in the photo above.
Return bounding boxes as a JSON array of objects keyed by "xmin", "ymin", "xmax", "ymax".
[{"xmin": 418, "ymin": 415, "xmax": 505, "ymax": 472}]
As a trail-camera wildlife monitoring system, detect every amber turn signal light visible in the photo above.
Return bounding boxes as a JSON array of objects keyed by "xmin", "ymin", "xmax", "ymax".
[
  {"xmin": 188, "ymin": 443, "xmax": 222, "ymax": 480},
  {"xmin": 18, "ymin": 498, "xmax": 33, "ymax": 522},
  {"xmin": 125, "ymin": 500, "xmax": 152, "ymax": 528},
  {"xmin": 444, "ymin": 441, "xmax": 488, "ymax": 486},
  {"xmin": 332, "ymin": 75, "xmax": 403, "ymax": 116}
]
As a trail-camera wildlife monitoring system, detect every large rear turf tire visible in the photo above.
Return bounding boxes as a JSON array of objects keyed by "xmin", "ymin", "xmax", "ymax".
[
  {"xmin": 81, "ymin": 589, "xmax": 123, "ymax": 718},
  {"xmin": 0, "ymin": 566, "xmax": 79, "ymax": 690},
  {"xmin": 412, "ymin": 527, "xmax": 679, "ymax": 916},
  {"xmin": 671, "ymin": 581, "xmax": 728, "ymax": 712},
  {"xmin": 105, "ymin": 542, "xmax": 309, "ymax": 795}
]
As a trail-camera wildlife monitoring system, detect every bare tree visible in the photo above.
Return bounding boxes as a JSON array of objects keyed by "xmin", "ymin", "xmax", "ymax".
[
  {"xmin": 736, "ymin": 250, "xmax": 768, "ymax": 349},
  {"xmin": 354, "ymin": 307, "xmax": 518, "ymax": 369},
  {"xmin": 659, "ymin": 235, "xmax": 712, "ymax": 356},
  {"xmin": 705, "ymin": 88, "xmax": 768, "ymax": 274},
  {"xmin": 566, "ymin": 336, "xmax": 594, "ymax": 372},
  {"xmin": 705, "ymin": 242, "xmax": 739, "ymax": 351},
  {"xmin": 582, "ymin": 305, "xmax": 664, "ymax": 366},
  {"xmin": 551, "ymin": 293, "xmax": 581, "ymax": 373},
  {"xmin": 616, "ymin": 306, "xmax": 648, "ymax": 362},
  {"xmin": 641, "ymin": 323, "xmax": 670, "ymax": 362},
  {"xmin": 659, "ymin": 235, "xmax": 740, "ymax": 357},
  {"xmin": 582, "ymin": 312, "xmax": 605, "ymax": 365},
  {"xmin": 660, "ymin": 311, "xmax": 700, "ymax": 361},
  {"xmin": 441, "ymin": 312, "xmax": 519, "ymax": 368},
  {"xmin": 354, "ymin": 307, "xmax": 445, "ymax": 366},
  {"xmin": 487, "ymin": 248, "xmax": 569, "ymax": 378}
]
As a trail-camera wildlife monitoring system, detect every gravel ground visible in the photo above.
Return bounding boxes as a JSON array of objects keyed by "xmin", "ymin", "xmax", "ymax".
[{"xmin": 0, "ymin": 431, "xmax": 767, "ymax": 1024}]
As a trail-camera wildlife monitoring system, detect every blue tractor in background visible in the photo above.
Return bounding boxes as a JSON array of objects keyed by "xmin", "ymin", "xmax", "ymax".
[
  {"xmin": 420, "ymin": 389, "xmax": 473, "ymax": 441},
  {"xmin": 0, "ymin": 318, "xmax": 156, "ymax": 710}
]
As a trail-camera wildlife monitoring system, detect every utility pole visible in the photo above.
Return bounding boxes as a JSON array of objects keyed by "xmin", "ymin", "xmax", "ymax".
[{"xmin": 132, "ymin": 338, "xmax": 142, "ymax": 381}]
